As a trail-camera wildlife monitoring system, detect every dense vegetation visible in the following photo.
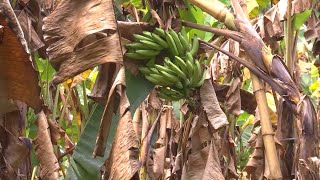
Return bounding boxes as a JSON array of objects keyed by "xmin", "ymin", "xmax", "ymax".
[{"xmin": 0, "ymin": 0, "xmax": 319, "ymax": 179}]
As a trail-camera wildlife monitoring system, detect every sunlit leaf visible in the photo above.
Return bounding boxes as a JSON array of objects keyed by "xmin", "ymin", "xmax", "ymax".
[
  {"xmin": 179, "ymin": 1, "xmax": 214, "ymax": 41},
  {"xmin": 292, "ymin": 10, "xmax": 311, "ymax": 30}
]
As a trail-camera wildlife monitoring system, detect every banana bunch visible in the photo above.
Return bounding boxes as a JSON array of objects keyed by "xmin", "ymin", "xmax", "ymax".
[{"xmin": 125, "ymin": 27, "xmax": 207, "ymax": 101}]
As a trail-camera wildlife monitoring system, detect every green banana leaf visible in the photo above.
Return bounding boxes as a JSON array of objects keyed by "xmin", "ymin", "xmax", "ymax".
[
  {"xmin": 125, "ymin": 68, "xmax": 154, "ymax": 115},
  {"xmin": 65, "ymin": 104, "xmax": 119, "ymax": 180},
  {"xmin": 65, "ymin": 69, "xmax": 152, "ymax": 179}
]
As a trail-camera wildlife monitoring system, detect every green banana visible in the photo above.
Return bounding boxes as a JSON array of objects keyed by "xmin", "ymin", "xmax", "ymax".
[
  {"xmin": 195, "ymin": 60, "xmax": 202, "ymax": 80},
  {"xmin": 159, "ymin": 87, "xmax": 185, "ymax": 98},
  {"xmin": 149, "ymin": 67, "xmax": 160, "ymax": 74},
  {"xmin": 133, "ymin": 34, "xmax": 153, "ymax": 42},
  {"xmin": 145, "ymin": 75, "xmax": 162, "ymax": 85},
  {"xmin": 199, "ymin": 54, "xmax": 206, "ymax": 64},
  {"xmin": 151, "ymin": 33, "xmax": 169, "ymax": 48},
  {"xmin": 139, "ymin": 67, "xmax": 152, "ymax": 75},
  {"xmin": 139, "ymin": 40, "xmax": 163, "ymax": 51},
  {"xmin": 136, "ymin": 49, "xmax": 161, "ymax": 57},
  {"xmin": 125, "ymin": 42, "xmax": 147, "ymax": 50},
  {"xmin": 153, "ymin": 28, "xmax": 166, "ymax": 38},
  {"xmin": 183, "ymin": 78, "xmax": 191, "ymax": 88},
  {"xmin": 165, "ymin": 33, "xmax": 179, "ymax": 56},
  {"xmin": 154, "ymin": 64, "xmax": 176, "ymax": 75},
  {"xmin": 169, "ymin": 29, "xmax": 184, "ymax": 55},
  {"xmin": 142, "ymin": 31, "xmax": 153, "ymax": 39},
  {"xmin": 178, "ymin": 32, "xmax": 191, "ymax": 51},
  {"xmin": 165, "ymin": 58, "xmax": 187, "ymax": 79},
  {"xmin": 180, "ymin": 27, "xmax": 188, "ymax": 41},
  {"xmin": 175, "ymin": 82, "xmax": 184, "ymax": 89},
  {"xmin": 186, "ymin": 52, "xmax": 194, "ymax": 64},
  {"xmin": 146, "ymin": 57, "xmax": 156, "ymax": 67},
  {"xmin": 190, "ymin": 60, "xmax": 201, "ymax": 87},
  {"xmin": 159, "ymin": 70, "xmax": 181, "ymax": 83},
  {"xmin": 195, "ymin": 69, "xmax": 207, "ymax": 87},
  {"xmin": 186, "ymin": 58, "xmax": 194, "ymax": 78},
  {"xmin": 149, "ymin": 74, "xmax": 175, "ymax": 86},
  {"xmin": 190, "ymin": 35, "xmax": 199, "ymax": 57},
  {"xmin": 126, "ymin": 52, "xmax": 149, "ymax": 60},
  {"xmin": 174, "ymin": 56, "xmax": 188, "ymax": 75},
  {"xmin": 145, "ymin": 75, "xmax": 173, "ymax": 86},
  {"xmin": 157, "ymin": 91, "xmax": 180, "ymax": 101}
]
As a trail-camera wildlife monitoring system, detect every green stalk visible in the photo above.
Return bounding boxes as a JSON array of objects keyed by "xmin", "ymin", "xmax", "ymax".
[
  {"xmin": 45, "ymin": 59, "xmax": 51, "ymax": 107},
  {"xmin": 52, "ymin": 84, "xmax": 60, "ymax": 122}
]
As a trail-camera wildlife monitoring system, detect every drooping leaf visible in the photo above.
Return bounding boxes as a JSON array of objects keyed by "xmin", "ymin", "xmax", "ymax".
[
  {"xmin": 65, "ymin": 104, "xmax": 119, "ymax": 180},
  {"xmin": 33, "ymin": 111, "xmax": 60, "ymax": 180},
  {"xmin": 200, "ymin": 79, "xmax": 228, "ymax": 130},
  {"xmin": 42, "ymin": 0, "xmax": 123, "ymax": 85},
  {"xmin": 0, "ymin": 3, "xmax": 42, "ymax": 113},
  {"xmin": 103, "ymin": 89, "xmax": 139, "ymax": 179}
]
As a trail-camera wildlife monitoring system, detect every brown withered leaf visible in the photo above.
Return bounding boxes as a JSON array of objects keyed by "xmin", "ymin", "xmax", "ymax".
[
  {"xmin": 259, "ymin": 4, "xmax": 283, "ymax": 41},
  {"xmin": 0, "ymin": 124, "xmax": 29, "ymax": 178},
  {"xmin": 181, "ymin": 141, "xmax": 225, "ymax": 180},
  {"xmin": 200, "ymin": 79, "xmax": 228, "ymax": 130},
  {"xmin": 94, "ymin": 67, "xmax": 125, "ymax": 156},
  {"xmin": 245, "ymin": 129, "xmax": 265, "ymax": 180},
  {"xmin": 0, "ymin": 3, "xmax": 42, "ymax": 112},
  {"xmin": 17, "ymin": 10, "xmax": 44, "ymax": 52},
  {"xmin": 304, "ymin": 12, "xmax": 320, "ymax": 41},
  {"xmin": 47, "ymin": 119, "xmax": 74, "ymax": 149},
  {"xmin": 43, "ymin": 0, "xmax": 123, "ymax": 85},
  {"xmin": 297, "ymin": 96, "xmax": 317, "ymax": 160},
  {"xmin": 293, "ymin": 0, "xmax": 312, "ymax": 14},
  {"xmin": 313, "ymin": 38, "xmax": 320, "ymax": 56},
  {"xmin": 33, "ymin": 111, "xmax": 59, "ymax": 180},
  {"xmin": 117, "ymin": 21, "xmax": 153, "ymax": 41},
  {"xmin": 148, "ymin": 89, "xmax": 162, "ymax": 110},
  {"xmin": 225, "ymin": 77, "xmax": 241, "ymax": 116},
  {"xmin": 215, "ymin": 84, "xmax": 256, "ymax": 114},
  {"xmin": 275, "ymin": 99, "xmax": 295, "ymax": 179},
  {"xmin": 89, "ymin": 63, "xmax": 118, "ymax": 103},
  {"xmin": 103, "ymin": 87, "xmax": 139, "ymax": 180},
  {"xmin": 152, "ymin": 146, "xmax": 166, "ymax": 179}
]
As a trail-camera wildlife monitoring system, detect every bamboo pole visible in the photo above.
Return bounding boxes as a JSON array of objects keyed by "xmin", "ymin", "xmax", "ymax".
[{"xmin": 250, "ymin": 71, "xmax": 282, "ymax": 179}]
